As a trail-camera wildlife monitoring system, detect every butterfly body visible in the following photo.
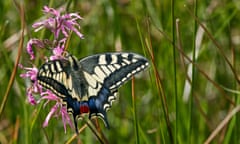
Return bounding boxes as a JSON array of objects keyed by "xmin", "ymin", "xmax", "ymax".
[{"xmin": 37, "ymin": 52, "xmax": 149, "ymax": 133}]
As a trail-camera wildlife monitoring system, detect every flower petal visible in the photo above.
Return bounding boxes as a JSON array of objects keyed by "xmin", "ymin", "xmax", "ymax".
[
  {"xmin": 27, "ymin": 88, "xmax": 37, "ymax": 105},
  {"xmin": 43, "ymin": 104, "xmax": 58, "ymax": 127},
  {"xmin": 61, "ymin": 106, "xmax": 73, "ymax": 133}
]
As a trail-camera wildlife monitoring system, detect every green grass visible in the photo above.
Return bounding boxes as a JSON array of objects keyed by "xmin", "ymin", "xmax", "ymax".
[{"xmin": 1, "ymin": 0, "xmax": 240, "ymax": 143}]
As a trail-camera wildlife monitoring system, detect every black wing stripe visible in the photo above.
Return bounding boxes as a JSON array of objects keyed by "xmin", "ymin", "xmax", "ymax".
[
  {"xmin": 105, "ymin": 54, "xmax": 112, "ymax": 64},
  {"xmin": 116, "ymin": 54, "xmax": 123, "ymax": 64},
  {"xmin": 37, "ymin": 76, "xmax": 69, "ymax": 98},
  {"xmin": 104, "ymin": 60, "xmax": 148, "ymax": 89}
]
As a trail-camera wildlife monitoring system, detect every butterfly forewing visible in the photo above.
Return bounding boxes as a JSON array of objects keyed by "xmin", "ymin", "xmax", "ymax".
[
  {"xmin": 80, "ymin": 52, "xmax": 149, "ymax": 91},
  {"xmin": 37, "ymin": 59, "xmax": 73, "ymax": 98}
]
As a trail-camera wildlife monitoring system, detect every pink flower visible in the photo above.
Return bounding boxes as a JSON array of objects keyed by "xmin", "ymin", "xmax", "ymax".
[
  {"xmin": 33, "ymin": 6, "xmax": 83, "ymax": 39},
  {"xmin": 26, "ymin": 88, "xmax": 37, "ymax": 105},
  {"xmin": 19, "ymin": 64, "xmax": 38, "ymax": 81},
  {"xmin": 41, "ymin": 91, "xmax": 73, "ymax": 133},
  {"xmin": 50, "ymin": 38, "xmax": 66, "ymax": 60},
  {"xmin": 19, "ymin": 64, "xmax": 42, "ymax": 105},
  {"xmin": 61, "ymin": 106, "xmax": 74, "ymax": 133},
  {"xmin": 43, "ymin": 103, "xmax": 58, "ymax": 127},
  {"xmin": 43, "ymin": 5, "xmax": 62, "ymax": 16},
  {"xmin": 26, "ymin": 39, "xmax": 45, "ymax": 60},
  {"xmin": 20, "ymin": 6, "xmax": 84, "ymax": 132}
]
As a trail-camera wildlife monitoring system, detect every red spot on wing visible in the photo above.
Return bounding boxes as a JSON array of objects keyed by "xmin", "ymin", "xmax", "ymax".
[{"xmin": 80, "ymin": 105, "xmax": 89, "ymax": 113}]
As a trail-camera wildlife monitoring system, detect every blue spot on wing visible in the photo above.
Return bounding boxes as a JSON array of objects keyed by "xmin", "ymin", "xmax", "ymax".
[{"xmin": 88, "ymin": 87, "xmax": 112, "ymax": 128}]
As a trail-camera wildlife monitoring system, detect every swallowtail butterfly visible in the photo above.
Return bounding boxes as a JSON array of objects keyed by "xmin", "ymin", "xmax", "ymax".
[{"xmin": 37, "ymin": 52, "xmax": 149, "ymax": 133}]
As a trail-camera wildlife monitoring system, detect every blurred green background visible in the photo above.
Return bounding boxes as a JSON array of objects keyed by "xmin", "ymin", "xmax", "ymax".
[{"xmin": 1, "ymin": 0, "xmax": 240, "ymax": 143}]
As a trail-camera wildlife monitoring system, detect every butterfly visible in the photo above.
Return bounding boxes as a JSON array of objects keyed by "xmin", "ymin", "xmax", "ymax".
[{"xmin": 37, "ymin": 52, "xmax": 149, "ymax": 133}]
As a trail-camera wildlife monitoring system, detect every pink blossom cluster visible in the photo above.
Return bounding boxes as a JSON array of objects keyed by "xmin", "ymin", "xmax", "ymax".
[{"xmin": 19, "ymin": 6, "xmax": 83, "ymax": 133}]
